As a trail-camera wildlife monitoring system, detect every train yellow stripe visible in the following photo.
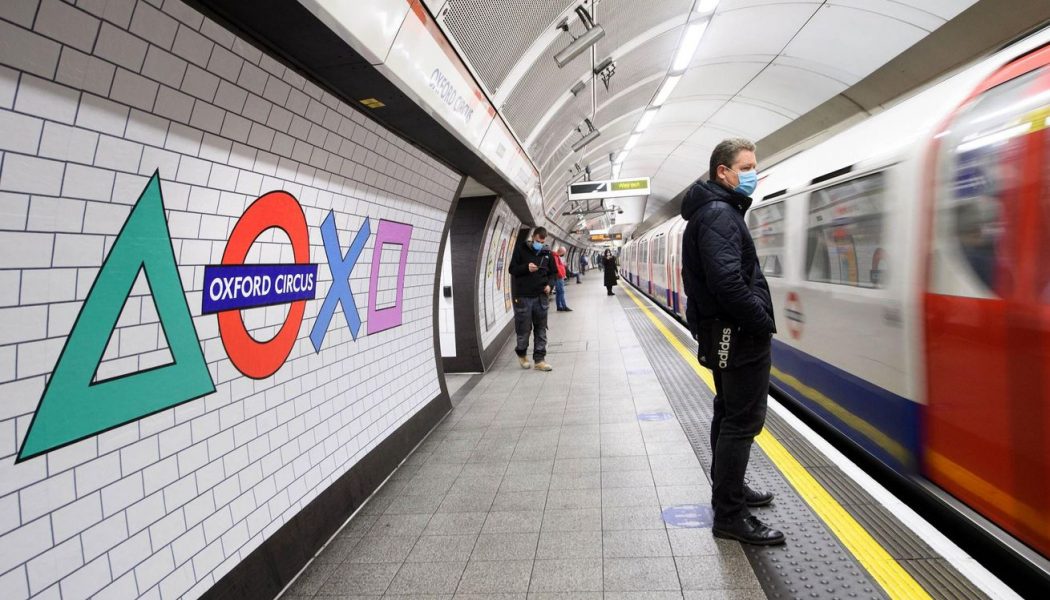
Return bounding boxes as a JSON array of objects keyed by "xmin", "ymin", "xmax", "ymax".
[
  {"xmin": 621, "ymin": 284, "xmax": 931, "ymax": 600},
  {"xmin": 769, "ymin": 366, "xmax": 913, "ymax": 467}
]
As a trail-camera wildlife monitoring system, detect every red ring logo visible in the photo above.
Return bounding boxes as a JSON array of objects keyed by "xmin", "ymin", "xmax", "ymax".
[{"xmin": 217, "ymin": 191, "xmax": 310, "ymax": 379}]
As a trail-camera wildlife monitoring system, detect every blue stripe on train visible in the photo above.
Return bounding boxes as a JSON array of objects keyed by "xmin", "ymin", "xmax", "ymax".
[{"xmin": 771, "ymin": 339, "xmax": 921, "ymax": 473}]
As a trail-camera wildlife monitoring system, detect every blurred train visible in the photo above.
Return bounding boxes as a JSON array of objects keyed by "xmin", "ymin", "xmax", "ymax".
[{"xmin": 622, "ymin": 28, "xmax": 1050, "ymax": 564}]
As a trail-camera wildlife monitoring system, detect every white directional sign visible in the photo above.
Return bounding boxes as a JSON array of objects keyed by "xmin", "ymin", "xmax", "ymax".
[{"xmin": 568, "ymin": 177, "xmax": 651, "ymax": 201}]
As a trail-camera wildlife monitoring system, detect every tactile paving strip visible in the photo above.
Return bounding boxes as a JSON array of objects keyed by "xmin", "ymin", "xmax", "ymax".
[{"xmin": 618, "ymin": 290, "xmax": 988, "ymax": 600}]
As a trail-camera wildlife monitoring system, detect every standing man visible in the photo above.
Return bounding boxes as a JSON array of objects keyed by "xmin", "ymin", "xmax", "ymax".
[
  {"xmin": 508, "ymin": 227, "xmax": 556, "ymax": 371},
  {"xmin": 553, "ymin": 247, "xmax": 573, "ymax": 311},
  {"xmin": 680, "ymin": 138, "xmax": 783, "ymax": 545}
]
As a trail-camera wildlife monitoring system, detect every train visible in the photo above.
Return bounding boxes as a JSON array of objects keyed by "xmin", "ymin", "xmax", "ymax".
[{"xmin": 621, "ymin": 26, "xmax": 1050, "ymax": 564}]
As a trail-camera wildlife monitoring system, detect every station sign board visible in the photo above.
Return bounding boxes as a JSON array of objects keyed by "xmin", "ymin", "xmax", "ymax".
[
  {"xmin": 589, "ymin": 233, "xmax": 623, "ymax": 242},
  {"xmin": 568, "ymin": 177, "xmax": 651, "ymax": 201}
]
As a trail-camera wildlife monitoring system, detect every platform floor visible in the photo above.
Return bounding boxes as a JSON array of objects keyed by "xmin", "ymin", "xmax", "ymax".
[{"xmin": 280, "ymin": 273, "xmax": 1001, "ymax": 599}]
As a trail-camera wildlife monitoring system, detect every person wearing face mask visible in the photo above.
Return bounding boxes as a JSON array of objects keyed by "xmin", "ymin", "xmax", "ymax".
[
  {"xmin": 508, "ymin": 227, "xmax": 556, "ymax": 371},
  {"xmin": 680, "ymin": 138, "xmax": 782, "ymax": 546}
]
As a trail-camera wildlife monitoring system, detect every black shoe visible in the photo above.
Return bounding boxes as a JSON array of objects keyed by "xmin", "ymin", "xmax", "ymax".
[
  {"xmin": 556, "ymin": 308, "xmax": 566, "ymax": 311},
  {"xmin": 564, "ymin": 307, "xmax": 573, "ymax": 312},
  {"xmin": 712, "ymin": 516, "xmax": 785, "ymax": 546},
  {"xmin": 744, "ymin": 484, "xmax": 773, "ymax": 507},
  {"xmin": 607, "ymin": 292, "xmax": 615, "ymax": 296}
]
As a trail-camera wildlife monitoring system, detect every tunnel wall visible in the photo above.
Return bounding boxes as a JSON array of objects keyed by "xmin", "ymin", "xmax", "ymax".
[{"xmin": 0, "ymin": 1, "xmax": 459, "ymax": 598}]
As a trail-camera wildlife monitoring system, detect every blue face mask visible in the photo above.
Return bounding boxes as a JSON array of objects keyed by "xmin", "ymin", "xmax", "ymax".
[
  {"xmin": 532, "ymin": 241, "xmax": 544, "ymax": 252},
  {"xmin": 733, "ymin": 169, "xmax": 758, "ymax": 196}
]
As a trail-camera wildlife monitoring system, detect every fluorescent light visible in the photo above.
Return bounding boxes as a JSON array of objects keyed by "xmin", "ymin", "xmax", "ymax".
[
  {"xmin": 695, "ymin": 0, "xmax": 719, "ymax": 14},
  {"xmin": 671, "ymin": 20, "xmax": 708, "ymax": 72},
  {"xmin": 636, "ymin": 109, "xmax": 658, "ymax": 133},
  {"xmin": 624, "ymin": 133, "xmax": 641, "ymax": 151},
  {"xmin": 652, "ymin": 74, "xmax": 681, "ymax": 107},
  {"xmin": 614, "ymin": 151, "xmax": 629, "ymax": 165},
  {"xmin": 611, "ymin": 164, "xmax": 621, "ymax": 179}
]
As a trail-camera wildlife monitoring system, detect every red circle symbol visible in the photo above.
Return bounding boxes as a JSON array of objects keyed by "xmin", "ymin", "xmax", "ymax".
[
  {"xmin": 785, "ymin": 291, "xmax": 804, "ymax": 340},
  {"xmin": 217, "ymin": 191, "xmax": 310, "ymax": 379}
]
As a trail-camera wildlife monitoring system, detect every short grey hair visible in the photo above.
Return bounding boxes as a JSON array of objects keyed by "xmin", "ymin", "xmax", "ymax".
[{"xmin": 709, "ymin": 138, "xmax": 755, "ymax": 179}]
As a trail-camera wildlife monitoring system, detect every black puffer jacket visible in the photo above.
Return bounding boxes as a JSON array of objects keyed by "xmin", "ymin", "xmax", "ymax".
[
  {"xmin": 681, "ymin": 180, "xmax": 775, "ymax": 336},
  {"xmin": 508, "ymin": 240, "xmax": 556, "ymax": 298}
]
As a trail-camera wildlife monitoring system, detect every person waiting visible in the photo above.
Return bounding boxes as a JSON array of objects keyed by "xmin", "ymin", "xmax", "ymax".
[
  {"xmin": 553, "ymin": 247, "xmax": 572, "ymax": 312},
  {"xmin": 602, "ymin": 249, "xmax": 618, "ymax": 295}
]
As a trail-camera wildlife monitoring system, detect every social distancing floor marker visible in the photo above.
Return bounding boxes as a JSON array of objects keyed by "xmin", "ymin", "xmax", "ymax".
[{"xmin": 621, "ymin": 284, "xmax": 932, "ymax": 600}]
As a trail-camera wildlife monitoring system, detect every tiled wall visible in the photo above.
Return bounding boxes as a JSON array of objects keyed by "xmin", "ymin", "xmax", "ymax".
[
  {"xmin": 477, "ymin": 199, "xmax": 519, "ymax": 350},
  {"xmin": 0, "ymin": 1, "xmax": 460, "ymax": 598}
]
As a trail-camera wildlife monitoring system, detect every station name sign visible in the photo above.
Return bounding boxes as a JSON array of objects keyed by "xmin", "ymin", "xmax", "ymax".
[{"xmin": 568, "ymin": 177, "xmax": 651, "ymax": 201}]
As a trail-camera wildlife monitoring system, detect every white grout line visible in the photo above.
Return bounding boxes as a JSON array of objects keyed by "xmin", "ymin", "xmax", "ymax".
[{"xmin": 628, "ymin": 283, "xmax": 1021, "ymax": 600}]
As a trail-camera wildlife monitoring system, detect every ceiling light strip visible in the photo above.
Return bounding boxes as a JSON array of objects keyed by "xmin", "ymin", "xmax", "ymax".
[{"xmin": 615, "ymin": 0, "xmax": 717, "ymax": 179}]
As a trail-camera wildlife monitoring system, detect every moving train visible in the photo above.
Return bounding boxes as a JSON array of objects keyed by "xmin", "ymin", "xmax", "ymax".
[{"xmin": 621, "ymin": 27, "xmax": 1050, "ymax": 564}]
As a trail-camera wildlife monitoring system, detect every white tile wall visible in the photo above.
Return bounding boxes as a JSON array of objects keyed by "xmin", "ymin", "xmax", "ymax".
[{"xmin": 0, "ymin": 1, "xmax": 460, "ymax": 598}]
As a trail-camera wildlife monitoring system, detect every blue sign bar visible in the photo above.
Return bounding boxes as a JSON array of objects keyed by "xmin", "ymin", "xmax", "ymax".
[{"xmin": 202, "ymin": 264, "xmax": 318, "ymax": 314}]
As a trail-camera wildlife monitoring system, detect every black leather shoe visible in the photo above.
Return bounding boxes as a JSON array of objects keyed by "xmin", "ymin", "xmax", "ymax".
[
  {"xmin": 744, "ymin": 484, "xmax": 773, "ymax": 507},
  {"xmin": 712, "ymin": 515, "xmax": 785, "ymax": 546},
  {"xmin": 564, "ymin": 307, "xmax": 573, "ymax": 312}
]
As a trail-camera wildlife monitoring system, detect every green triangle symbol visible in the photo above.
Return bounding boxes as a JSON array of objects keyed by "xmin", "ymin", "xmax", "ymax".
[{"xmin": 18, "ymin": 173, "xmax": 215, "ymax": 461}]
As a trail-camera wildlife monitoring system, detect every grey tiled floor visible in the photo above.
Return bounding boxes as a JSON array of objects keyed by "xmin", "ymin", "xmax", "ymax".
[{"xmin": 282, "ymin": 276, "xmax": 765, "ymax": 599}]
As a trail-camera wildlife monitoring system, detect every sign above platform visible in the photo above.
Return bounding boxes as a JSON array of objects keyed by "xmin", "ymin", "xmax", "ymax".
[{"xmin": 568, "ymin": 177, "xmax": 651, "ymax": 201}]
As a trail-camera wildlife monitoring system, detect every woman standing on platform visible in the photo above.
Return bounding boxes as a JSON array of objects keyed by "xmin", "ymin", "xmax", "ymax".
[{"xmin": 602, "ymin": 249, "xmax": 618, "ymax": 295}]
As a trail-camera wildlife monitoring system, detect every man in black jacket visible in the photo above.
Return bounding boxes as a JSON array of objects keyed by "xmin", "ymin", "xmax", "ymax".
[
  {"xmin": 681, "ymin": 138, "xmax": 784, "ymax": 545},
  {"xmin": 508, "ymin": 227, "xmax": 556, "ymax": 371}
]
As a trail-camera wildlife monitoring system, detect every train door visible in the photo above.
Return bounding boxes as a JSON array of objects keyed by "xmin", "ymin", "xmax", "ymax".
[
  {"xmin": 653, "ymin": 234, "xmax": 666, "ymax": 304},
  {"xmin": 668, "ymin": 224, "xmax": 679, "ymax": 313},
  {"xmin": 675, "ymin": 221, "xmax": 687, "ymax": 319},
  {"xmin": 647, "ymin": 238, "xmax": 654, "ymax": 296},
  {"xmin": 924, "ymin": 50, "xmax": 1050, "ymax": 557},
  {"xmin": 779, "ymin": 171, "xmax": 912, "ymax": 470}
]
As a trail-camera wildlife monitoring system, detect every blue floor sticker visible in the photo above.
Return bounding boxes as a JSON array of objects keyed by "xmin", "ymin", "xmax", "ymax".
[
  {"xmin": 662, "ymin": 504, "xmax": 713, "ymax": 528},
  {"xmin": 637, "ymin": 411, "xmax": 674, "ymax": 422}
]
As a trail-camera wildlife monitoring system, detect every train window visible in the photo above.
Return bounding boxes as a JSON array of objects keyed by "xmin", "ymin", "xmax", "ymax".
[
  {"xmin": 932, "ymin": 67, "xmax": 1046, "ymax": 298},
  {"xmin": 805, "ymin": 173, "xmax": 887, "ymax": 288},
  {"xmin": 747, "ymin": 204, "xmax": 785, "ymax": 277}
]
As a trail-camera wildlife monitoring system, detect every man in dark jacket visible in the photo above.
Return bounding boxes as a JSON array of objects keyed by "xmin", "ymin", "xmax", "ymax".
[
  {"xmin": 508, "ymin": 227, "xmax": 557, "ymax": 371},
  {"xmin": 681, "ymin": 138, "xmax": 784, "ymax": 545}
]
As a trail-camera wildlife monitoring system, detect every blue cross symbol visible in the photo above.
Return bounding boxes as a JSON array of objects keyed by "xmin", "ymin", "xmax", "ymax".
[{"xmin": 310, "ymin": 213, "xmax": 370, "ymax": 351}]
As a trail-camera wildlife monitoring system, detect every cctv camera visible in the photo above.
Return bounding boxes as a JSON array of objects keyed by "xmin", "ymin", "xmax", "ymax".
[
  {"xmin": 617, "ymin": 209, "xmax": 623, "ymax": 214},
  {"xmin": 554, "ymin": 6, "xmax": 606, "ymax": 68}
]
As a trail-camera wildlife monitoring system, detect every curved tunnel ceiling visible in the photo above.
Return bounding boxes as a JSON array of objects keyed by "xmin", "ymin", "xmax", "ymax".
[{"xmin": 430, "ymin": 0, "xmax": 979, "ymax": 236}]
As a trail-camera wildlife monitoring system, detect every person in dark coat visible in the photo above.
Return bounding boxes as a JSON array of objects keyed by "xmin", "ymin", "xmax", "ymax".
[
  {"xmin": 602, "ymin": 250, "xmax": 618, "ymax": 295},
  {"xmin": 681, "ymin": 137, "xmax": 783, "ymax": 546},
  {"xmin": 508, "ymin": 227, "xmax": 557, "ymax": 371}
]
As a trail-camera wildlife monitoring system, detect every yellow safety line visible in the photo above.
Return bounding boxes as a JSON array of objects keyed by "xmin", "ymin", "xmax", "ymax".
[{"xmin": 620, "ymin": 285, "xmax": 931, "ymax": 600}]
